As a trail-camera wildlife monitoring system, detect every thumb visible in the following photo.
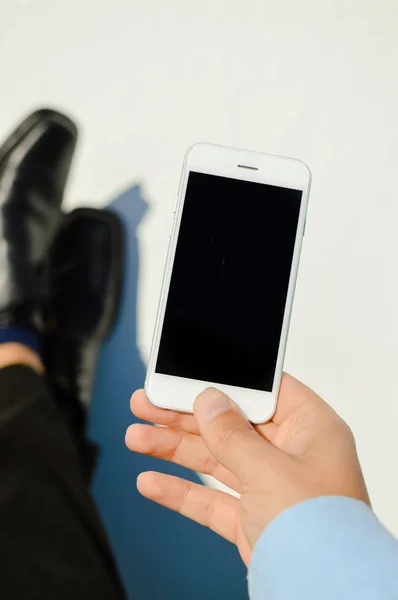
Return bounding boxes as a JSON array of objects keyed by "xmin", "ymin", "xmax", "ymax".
[{"xmin": 194, "ymin": 388, "xmax": 275, "ymax": 482}]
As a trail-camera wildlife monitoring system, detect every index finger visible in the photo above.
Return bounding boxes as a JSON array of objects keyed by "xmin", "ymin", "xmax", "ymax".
[{"xmin": 130, "ymin": 389, "xmax": 199, "ymax": 434}]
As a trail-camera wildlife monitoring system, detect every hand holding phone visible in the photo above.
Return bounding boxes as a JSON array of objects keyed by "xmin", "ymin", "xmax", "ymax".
[
  {"xmin": 146, "ymin": 144, "xmax": 311, "ymax": 422},
  {"xmin": 127, "ymin": 375, "xmax": 370, "ymax": 565}
]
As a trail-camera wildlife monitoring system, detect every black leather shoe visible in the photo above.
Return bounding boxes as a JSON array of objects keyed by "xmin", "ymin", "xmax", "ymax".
[
  {"xmin": 0, "ymin": 108, "xmax": 78, "ymax": 329},
  {"xmin": 43, "ymin": 208, "xmax": 124, "ymax": 438}
]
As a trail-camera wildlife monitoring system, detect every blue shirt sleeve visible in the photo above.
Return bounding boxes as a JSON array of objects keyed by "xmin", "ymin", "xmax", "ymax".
[{"xmin": 248, "ymin": 496, "xmax": 398, "ymax": 600}]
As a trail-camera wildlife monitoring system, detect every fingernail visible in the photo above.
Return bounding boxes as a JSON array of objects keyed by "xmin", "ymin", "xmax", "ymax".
[{"xmin": 196, "ymin": 388, "xmax": 232, "ymax": 421}]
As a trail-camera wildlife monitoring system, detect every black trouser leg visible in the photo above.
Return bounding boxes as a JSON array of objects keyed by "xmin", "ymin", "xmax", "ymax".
[{"xmin": 0, "ymin": 365, "xmax": 126, "ymax": 600}]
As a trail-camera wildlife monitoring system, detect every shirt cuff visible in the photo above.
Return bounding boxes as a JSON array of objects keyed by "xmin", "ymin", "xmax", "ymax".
[{"xmin": 248, "ymin": 496, "xmax": 398, "ymax": 600}]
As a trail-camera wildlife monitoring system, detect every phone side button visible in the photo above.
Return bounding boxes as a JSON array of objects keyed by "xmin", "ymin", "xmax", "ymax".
[{"xmin": 303, "ymin": 218, "xmax": 307, "ymax": 236}]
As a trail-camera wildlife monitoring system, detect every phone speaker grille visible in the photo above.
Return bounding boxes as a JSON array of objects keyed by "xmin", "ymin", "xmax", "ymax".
[{"xmin": 237, "ymin": 164, "xmax": 258, "ymax": 171}]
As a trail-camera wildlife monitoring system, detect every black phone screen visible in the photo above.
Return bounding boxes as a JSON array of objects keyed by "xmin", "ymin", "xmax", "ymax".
[{"xmin": 155, "ymin": 171, "xmax": 302, "ymax": 392}]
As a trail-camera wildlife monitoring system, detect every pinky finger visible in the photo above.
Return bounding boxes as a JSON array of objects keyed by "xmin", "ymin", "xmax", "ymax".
[{"xmin": 137, "ymin": 471, "xmax": 239, "ymax": 545}]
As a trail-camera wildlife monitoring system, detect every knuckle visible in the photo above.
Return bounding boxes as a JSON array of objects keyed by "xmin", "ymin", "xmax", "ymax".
[
  {"xmin": 215, "ymin": 421, "xmax": 252, "ymax": 448},
  {"xmin": 330, "ymin": 414, "xmax": 355, "ymax": 442},
  {"xmin": 201, "ymin": 452, "xmax": 218, "ymax": 476},
  {"xmin": 136, "ymin": 424, "xmax": 153, "ymax": 444},
  {"xmin": 340, "ymin": 420, "xmax": 356, "ymax": 448},
  {"xmin": 169, "ymin": 431, "xmax": 184, "ymax": 463},
  {"xmin": 179, "ymin": 480, "xmax": 194, "ymax": 514},
  {"xmin": 203, "ymin": 496, "xmax": 216, "ymax": 526}
]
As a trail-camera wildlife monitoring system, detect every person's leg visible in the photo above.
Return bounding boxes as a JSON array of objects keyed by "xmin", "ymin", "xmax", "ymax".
[
  {"xmin": 0, "ymin": 109, "xmax": 126, "ymax": 599},
  {"xmin": 0, "ymin": 343, "xmax": 126, "ymax": 599}
]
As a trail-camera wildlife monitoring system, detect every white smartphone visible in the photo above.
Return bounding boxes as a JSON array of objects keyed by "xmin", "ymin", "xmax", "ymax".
[{"xmin": 145, "ymin": 143, "xmax": 311, "ymax": 423}]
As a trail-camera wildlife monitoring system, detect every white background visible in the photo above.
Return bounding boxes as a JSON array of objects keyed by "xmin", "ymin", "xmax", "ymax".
[{"xmin": 1, "ymin": 0, "xmax": 398, "ymax": 532}]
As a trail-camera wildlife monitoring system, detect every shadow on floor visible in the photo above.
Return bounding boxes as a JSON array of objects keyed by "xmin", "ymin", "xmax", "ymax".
[{"xmin": 88, "ymin": 185, "xmax": 248, "ymax": 600}]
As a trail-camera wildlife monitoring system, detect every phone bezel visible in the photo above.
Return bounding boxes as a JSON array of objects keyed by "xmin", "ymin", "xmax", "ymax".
[{"xmin": 145, "ymin": 143, "xmax": 311, "ymax": 423}]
